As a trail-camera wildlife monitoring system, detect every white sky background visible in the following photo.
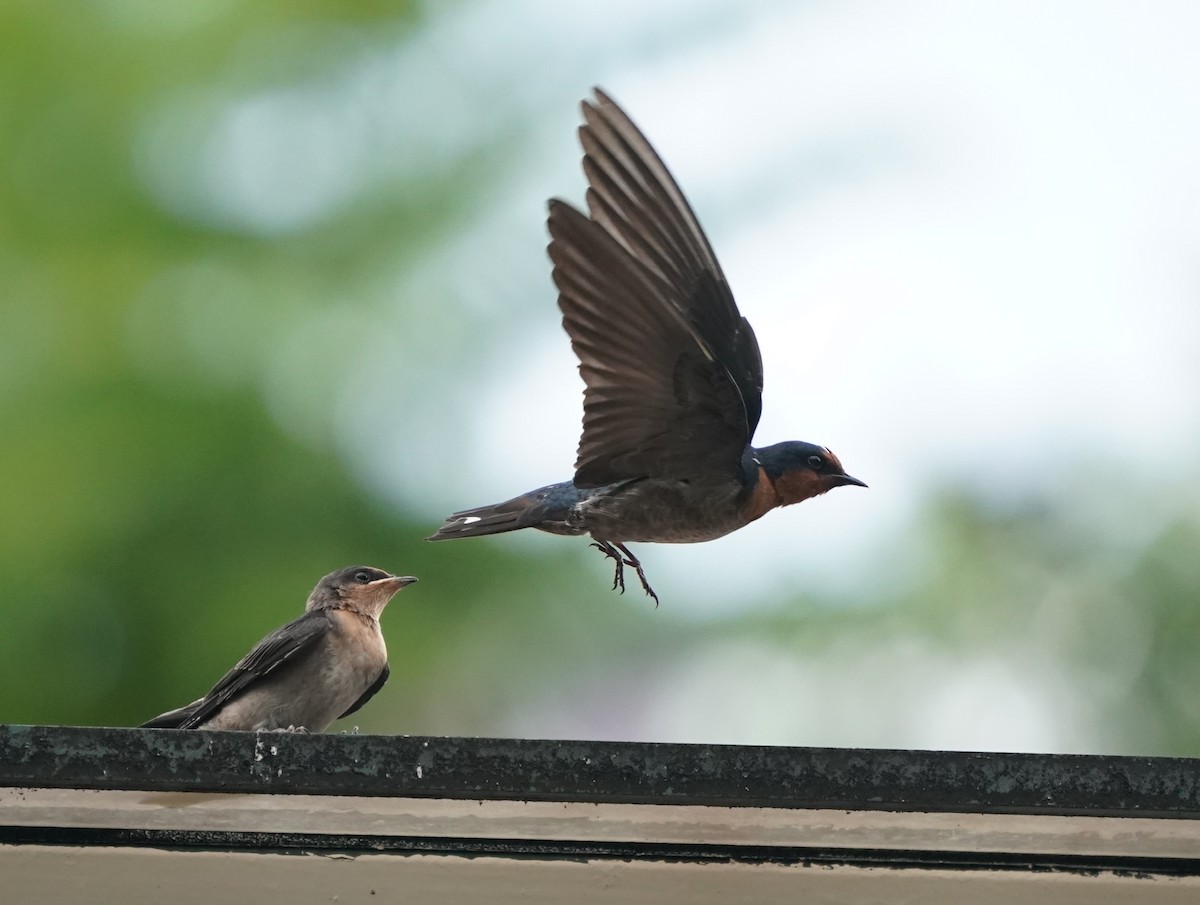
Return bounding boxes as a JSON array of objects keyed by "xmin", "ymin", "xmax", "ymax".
[{"xmin": 348, "ymin": 0, "xmax": 1200, "ymax": 615}]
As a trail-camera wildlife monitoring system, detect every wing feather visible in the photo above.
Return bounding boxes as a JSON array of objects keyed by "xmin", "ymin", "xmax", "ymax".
[
  {"xmin": 552, "ymin": 90, "xmax": 765, "ymax": 487},
  {"xmin": 175, "ymin": 611, "xmax": 332, "ymax": 729}
]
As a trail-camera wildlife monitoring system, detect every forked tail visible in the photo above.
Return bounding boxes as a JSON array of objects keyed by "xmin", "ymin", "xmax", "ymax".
[{"xmin": 427, "ymin": 482, "xmax": 582, "ymax": 541}]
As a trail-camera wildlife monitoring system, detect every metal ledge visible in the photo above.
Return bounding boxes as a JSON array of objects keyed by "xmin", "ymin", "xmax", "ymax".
[
  {"xmin": 2, "ymin": 724, "xmax": 1199, "ymax": 816},
  {"xmin": 3, "ymin": 725, "xmax": 1200, "ymax": 903}
]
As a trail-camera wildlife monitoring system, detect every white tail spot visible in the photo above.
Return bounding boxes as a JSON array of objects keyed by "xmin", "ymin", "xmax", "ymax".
[{"xmin": 461, "ymin": 516, "xmax": 482, "ymax": 524}]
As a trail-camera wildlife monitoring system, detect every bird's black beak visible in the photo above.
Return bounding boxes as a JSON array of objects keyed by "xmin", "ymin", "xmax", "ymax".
[{"xmin": 829, "ymin": 473, "xmax": 868, "ymax": 489}]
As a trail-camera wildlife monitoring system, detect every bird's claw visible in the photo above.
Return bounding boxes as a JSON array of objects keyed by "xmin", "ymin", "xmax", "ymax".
[
  {"xmin": 590, "ymin": 540, "xmax": 659, "ymax": 606},
  {"xmin": 591, "ymin": 541, "xmax": 628, "ymax": 593}
]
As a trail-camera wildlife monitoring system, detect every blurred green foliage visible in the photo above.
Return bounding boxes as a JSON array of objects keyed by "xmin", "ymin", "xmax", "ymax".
[
  {"xmin": 0, "ymin": 0, "xmax": 445, "ymax": 727},
  {"xmin": 0, "ymin": 0, "xmax": 657, "ymax": 737},
  {"xmin": 1, "ymin": 2, "xmax": 1197, "ymax": 756}
]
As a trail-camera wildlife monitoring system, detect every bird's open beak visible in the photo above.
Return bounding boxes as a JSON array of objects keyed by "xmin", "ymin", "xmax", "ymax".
[
  {"xmin": 829, "ymin": 473, "xmax": 868, "ymax": 489},
  {"xmin": 371, "ymin": 575, "xmax": 419, "ymax": 596}
]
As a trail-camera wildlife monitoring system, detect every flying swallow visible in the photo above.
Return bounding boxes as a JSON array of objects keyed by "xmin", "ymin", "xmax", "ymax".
[
  {"xmin": 429, "ymin": 89, "xmax": 864, "ymax": 603},
  {"xmin": 141, "ymin": 566, "xmax": 416, "ymax": 732}
]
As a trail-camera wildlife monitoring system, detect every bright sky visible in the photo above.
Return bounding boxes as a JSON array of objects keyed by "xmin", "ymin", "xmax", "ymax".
[
  {"xmin": 391, "ymin": 0, "xmax": 1200, "ymax": 614},
  {"xmin": 144, "ymin": 0, "xmax": 1200, "ymax": 616}
]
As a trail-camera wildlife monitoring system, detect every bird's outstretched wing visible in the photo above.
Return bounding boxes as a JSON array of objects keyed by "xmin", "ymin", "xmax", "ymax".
[
  {"xmin": 168, "ymin": 611, "xmax": 332, "ymax": 730},
  {"xmin": 552, "ymin": 89, "xmax": 764, "ymax": 488}
]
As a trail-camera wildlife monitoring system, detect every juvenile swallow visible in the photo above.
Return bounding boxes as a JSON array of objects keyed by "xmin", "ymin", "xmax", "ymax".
[
  {"xmin": 429, "ymin": 89, "xmax": 864, "ymax": 603},
  {"xmin": 141, "ymin": 566, "xmax": 416, "ymax": 732}
]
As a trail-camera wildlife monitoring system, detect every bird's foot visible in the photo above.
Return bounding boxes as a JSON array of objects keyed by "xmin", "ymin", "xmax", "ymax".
[
  {"xmin": 276, "ymin": 725, "xmax": 310, "ymax": 734},
  {"xmin": 591, "ymin": 540, "xmax": 628, "ymax": 593},
  {"xmin": 590, "ymin": 540, "xmax": 659, "ymax": 606},
  {"xmin": 613, "ymin": 542, "xmax": 659, "ymax": 607}
]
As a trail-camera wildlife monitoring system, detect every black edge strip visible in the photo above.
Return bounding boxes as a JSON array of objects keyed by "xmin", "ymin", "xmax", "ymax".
[
  {"xmin": 1, "ymin": 825, "xmax": 1196, "ymax": 878},
  {"xmin": 1, "ymin": 725, "xmax": 1199, "ymax": 818}
]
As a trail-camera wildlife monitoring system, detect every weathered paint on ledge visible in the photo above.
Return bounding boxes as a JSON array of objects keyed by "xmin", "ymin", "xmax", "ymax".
[{"xmin": 1, "ymin": 724, "xmax": 1198, "ymax": 818}]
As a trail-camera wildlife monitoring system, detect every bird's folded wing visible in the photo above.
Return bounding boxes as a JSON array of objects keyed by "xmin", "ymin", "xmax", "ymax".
[
  {"xmin": 139, "ymin": 698, "xmax": 204, "ymax": 729},
  {"xmin": 176, "ymin": 611, "xmax": 333, "ymax": 729},
  {"xmin": 553, "ymin": 90, "xmax": 764, "ymax": 488}
]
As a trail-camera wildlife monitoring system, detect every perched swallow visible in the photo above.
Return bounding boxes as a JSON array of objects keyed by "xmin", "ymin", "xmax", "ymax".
[
  {"xmin": 429, "ymin": 89, "xmax": 864, "ymax": 603},
  {"xmin": 141, "ymin": 566, "xmax": 416, "ymax": 732}
]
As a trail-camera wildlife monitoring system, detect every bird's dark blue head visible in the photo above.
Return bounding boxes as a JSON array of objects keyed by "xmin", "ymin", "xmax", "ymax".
[{"xmin": 755, "ymin": 441, "xmax": 866, "ymax": 507}]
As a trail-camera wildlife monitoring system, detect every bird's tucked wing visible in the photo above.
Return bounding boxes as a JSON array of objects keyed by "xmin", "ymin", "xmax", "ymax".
[
  {"xmin": 553, "ymin": 90, "xmax": 764, "ymax": 488},
  {"xmin": 339, "ymin": 662, "xmax": 389, "ymax": 719},
  {"xmin": 140, "ymin": 698, "xmax": 204, "ymax": 729},
  {"xmin": 177, "ymin": 611, "xmax": 333, "ymax": 729}
]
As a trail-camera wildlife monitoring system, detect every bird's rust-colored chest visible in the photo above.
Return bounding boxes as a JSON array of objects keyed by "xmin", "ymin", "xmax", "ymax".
[
  {"xmin": 740, "ymin": 463, "xmax": 833, "ymax": 523},
  {"xmin": 740, "ymin": 466, "xmax": 782, "ymax": 524}
]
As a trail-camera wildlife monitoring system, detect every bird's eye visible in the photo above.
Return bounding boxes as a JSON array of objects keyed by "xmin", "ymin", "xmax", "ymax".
[
  {"xmin": 807, "ymin": 455, "xmax": 824, "ymax": 470},
  {"xmin": 353, "ymin": 570, "xmax": 372, "ymax": 583}
]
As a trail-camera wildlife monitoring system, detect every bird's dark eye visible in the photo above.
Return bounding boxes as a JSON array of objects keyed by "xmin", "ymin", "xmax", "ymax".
[
  {"xmin": 353, "ymin": 570, "xmax": 373, "ymax": 583},
  {"xmin": 807, "ymin": 455, "xmax": 824, "ymax": 470}
]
